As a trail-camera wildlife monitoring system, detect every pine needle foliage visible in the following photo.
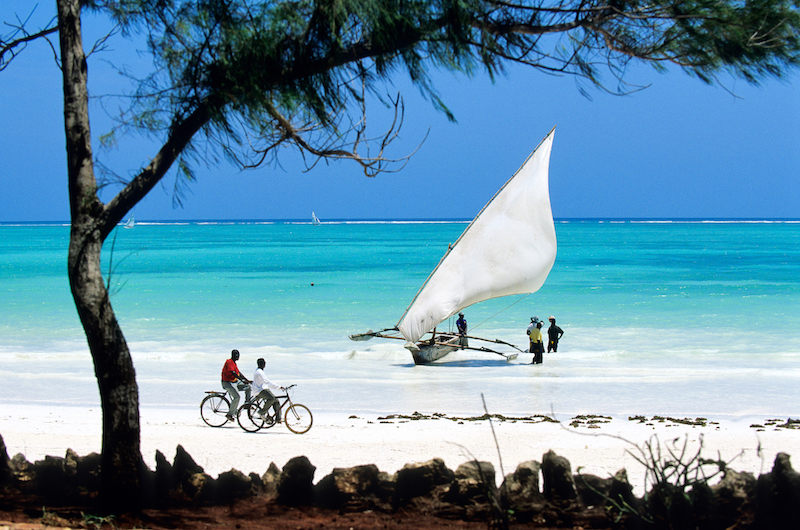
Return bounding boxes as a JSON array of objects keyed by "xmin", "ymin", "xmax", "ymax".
[{"xmin": 70, "ymin": 0, "xmax": 800, "ymax": 179}]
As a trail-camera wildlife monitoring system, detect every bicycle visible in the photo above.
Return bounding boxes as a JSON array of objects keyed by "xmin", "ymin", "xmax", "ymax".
[
  {"xmin": 200, "ymin": 381, "xmax": 251, "ymax": 427},
  {"xmin": 236, "ymin": 384, "xmax": 313, "ymax": 434}
]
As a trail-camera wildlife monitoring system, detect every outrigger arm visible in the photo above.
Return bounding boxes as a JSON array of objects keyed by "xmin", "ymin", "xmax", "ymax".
[
  {"xmin": 348, "ymin": 328, "xmax": 402, "ymax": 341},
  {"xmin": 349, "ymin": 328, "xmax": 521, "ymax": 362}
]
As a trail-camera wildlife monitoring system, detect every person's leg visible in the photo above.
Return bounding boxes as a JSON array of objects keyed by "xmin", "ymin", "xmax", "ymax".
[
  {"xmin": 222, "ymin": 381, "xmax": 240, "ymax": 416},
  {"xmin": 258, "ymin": 390, "xmax": 277, "ymax": 417},
  {"xmin": 270, "ymin": 394, "xmax": 281, "ymax": 419}
]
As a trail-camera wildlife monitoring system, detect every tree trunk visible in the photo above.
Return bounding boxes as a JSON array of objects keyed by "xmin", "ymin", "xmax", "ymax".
[{"xmin": 58, "ymin": 0, "xmax": 145, "ymax": 512}]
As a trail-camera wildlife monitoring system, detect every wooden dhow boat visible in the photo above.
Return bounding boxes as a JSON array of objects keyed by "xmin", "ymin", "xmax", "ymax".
[{"xmin": 350, "ymin": 128, "xmax": 558, "ymax": 364}]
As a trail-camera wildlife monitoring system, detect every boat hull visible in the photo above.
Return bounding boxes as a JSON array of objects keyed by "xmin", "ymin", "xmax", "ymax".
[{"xmin": 406, "ymin": 336, "xmax": 467, "ymax": 365}]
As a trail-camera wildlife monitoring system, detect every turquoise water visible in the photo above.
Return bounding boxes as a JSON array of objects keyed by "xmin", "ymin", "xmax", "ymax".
[{"xmin": 1, "ymin": 220, "xmax": 799, "ymax": 419}]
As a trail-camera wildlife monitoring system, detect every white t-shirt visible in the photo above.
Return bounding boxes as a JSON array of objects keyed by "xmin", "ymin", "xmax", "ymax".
[{"xmin": 251, "ymin": 368, "xmax": 281, "ymax": 393}]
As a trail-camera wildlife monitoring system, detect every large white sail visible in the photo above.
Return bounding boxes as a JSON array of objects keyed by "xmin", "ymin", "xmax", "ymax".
[{"xmin": 397, "ymin": 128, "xmax": 557, "ymax": 343}]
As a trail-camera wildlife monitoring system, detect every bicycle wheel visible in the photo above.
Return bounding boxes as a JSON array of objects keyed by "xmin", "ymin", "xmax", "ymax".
[
  {"xmin": 237, "ymin": 403, "xmax": 271, "ymax": 432},
  {"xmin": 200, "ymin": 394, "xmax": 231, "ymax": 427},
  {"xmin": 284, "ymin": 403, "xmax": 313, "ymax": 434}
]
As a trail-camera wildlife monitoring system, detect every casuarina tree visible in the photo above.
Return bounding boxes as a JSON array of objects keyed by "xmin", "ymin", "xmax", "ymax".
[{"xmin": 2, "ymin": 0, "xmax": 798, "ymax": 512}]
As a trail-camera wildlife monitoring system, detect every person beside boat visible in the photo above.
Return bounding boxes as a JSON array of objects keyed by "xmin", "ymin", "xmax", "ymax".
[
  {"xmin": 547, "ymin": 316, "xmax": 564, "ymax": 352},
  {"xmin": 221, "ymin": 349, "xmax": 251, "ymax": 420},
  {"xmin": 529, "ymin": 321, "xmax": 544, "ymax": 364},
  {"xmin": 526, "ymin": 316, "xmax": 541, "ymax": 337},
  {"xmin": 456, "ymin": 312, "xmax": 468, "ymax": 347}
]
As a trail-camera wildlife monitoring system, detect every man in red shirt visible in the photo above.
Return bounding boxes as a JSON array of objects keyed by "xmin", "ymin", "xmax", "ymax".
[{"xmin": 221, "ymin": 349, "xmax": 251, "ymax": 420}]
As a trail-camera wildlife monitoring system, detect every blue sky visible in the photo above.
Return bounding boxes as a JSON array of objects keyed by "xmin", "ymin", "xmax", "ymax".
[{"xmin": 1, "ymin": 3, "xmax": 798, "ymax": 222}]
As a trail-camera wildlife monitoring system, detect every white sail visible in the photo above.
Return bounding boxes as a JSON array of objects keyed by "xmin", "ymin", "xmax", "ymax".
[
  {"xmin": 124, "ymin": 215, "xmax": 135, "ymax": 229},
  {"xmin": 397, "ymin": 128, "xmax": 557, "ymax": 343},
  {"xmin": 312, "ymin": 211, "xmax": 321, "ymax": 225}
]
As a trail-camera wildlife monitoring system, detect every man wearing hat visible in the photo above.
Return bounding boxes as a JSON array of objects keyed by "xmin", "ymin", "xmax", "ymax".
[
  {"xmin": 526, "ymin": 316, "xmax": 540, "ymax": 337},
  {"xmin": 547, "ymin": 316, "xmax": 564, "ymax": 352},
  {"xmin": 528, "ymin": 318, "xmax": 544, "ymax": 364}
]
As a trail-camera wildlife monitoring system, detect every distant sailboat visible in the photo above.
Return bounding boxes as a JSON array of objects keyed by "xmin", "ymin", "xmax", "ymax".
[
  {"xmin": 350, "ymin": 127, "xmax": 558, "ymax": 364},
  {"xmin": 124, "ymin": 215, "xmax": 135, "ymax": 229},
  {"xmin": 312, "ymin": 212, "xmax": 321, "ymax": 225}
]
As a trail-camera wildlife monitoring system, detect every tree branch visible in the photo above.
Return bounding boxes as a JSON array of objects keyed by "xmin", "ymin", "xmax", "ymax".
[
  {"xmin": 100, "ymin": 102, "xmax": 214, "ymax": 235},
  {"xmin": 1, "ymin": 16, "xmax": 58, "ymax": 71}
]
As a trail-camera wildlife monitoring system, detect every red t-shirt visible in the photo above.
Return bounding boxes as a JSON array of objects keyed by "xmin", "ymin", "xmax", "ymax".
[{"xmin": 221, "ymin": 359, "xmax": 241, "ymax": 382}]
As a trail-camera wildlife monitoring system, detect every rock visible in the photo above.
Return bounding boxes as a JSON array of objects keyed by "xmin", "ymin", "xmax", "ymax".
[
  {"xmin": 541, "ymin": 450, "xmax": 577, "ymax": 501},
  {"xmin": 183, "ymin": 471, "xmax": 216, "ymax": 503},
  {"xmin": 444, "ymin": 461, "xmax": 497, "ymax": 502},
  {"xmin": 574, "ymin": 468, "xmax": 635, "ymax": 509},
  {"xmin": 64, "ymin": 448, "xmax": 79, "ymax": 476},
  {"xmin": 439, "ymin": 461, "xmax": 498, "ymax": 519},
  {"xmin": 689, "ymin": 480, "xmax": 715, "ymax": 528},
  {"xmin": 645, "ymin": 481, "xmax": 694, "ymax": 529},
  {"xmin": 248, "ymin": 472, "xmax": 264, "ymax": 496},
  {"xmin": 574, "ymin": 473, "xmax": 612, "ymax": 507},
  {"xmin": 32, "ymin": 455, "xmax": 69, "ymax": 499},
  {"xmin": 714, "ymin": 468, "xmax": 756, "ymax": 502},
  {"xmin": 0, "ymin": 434, "xmax": 14, "ymax": 485},
  {"xmin": 755, "ymin": 452, "xmax": 800, "ymax": 528},
  {"xmin": 500, "ymin": 460, "xmax": 544, "ymax": 507},
  {"xmin": 173, "ymin": 445, "xmax": 204, "ymax": 480},
  {"xmin": 261, "ymin": 462, "xmax": 281, "ymax": 499},
  {"xmin": 171, "ymin": 445, "xmax": 213, "ymax": 502},
  {"xmin": 72, "ymin": 451, "xmax": 102, "ymax": 493},
  {"xmin": 216, "ymin": 468, "xmax": 252, "ymax": 502},
  {"xmin": 162, "ymin": 446, "xmax": 215, "ymax": 504},
  {"xmin": 154, "ymin": 449, "xmax": 175, "ymax": 500},
  {"xmin": 10, "ymin": 453, "xmax": 33, "ymax": 482},
  {"xmin": 698, "ymin": 468, "xmax": 756, "ymax": 529},
  {"xmin": 395, "ymin": 458, "xmax": 455, "ymax": 504},
  {"xmin": 455, "ymin": 461, "xmax": 496, "ymax": 484},
  {"xmin": 276, "ymin": 456, "xmax": 316, "ymax": 506},
  {"xmin": 498, "ymin": 460, "xmax": 545, "ymax": 523},
  {"xmin": 609, "ymin": 469, "xmax": 636, "ymax": 510},
  {"xmin": 315, "ymin": 464, "xmax": 392, "ymax": 510}
]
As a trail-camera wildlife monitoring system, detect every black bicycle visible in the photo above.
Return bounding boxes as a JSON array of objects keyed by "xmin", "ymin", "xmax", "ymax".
[
  {"xmin": 236, "ymin": 384, "xmax": 313, "ymax": 434},
  {"xmin": 200, "ymin": 381, "xmax": 251, "ymax": 427}
]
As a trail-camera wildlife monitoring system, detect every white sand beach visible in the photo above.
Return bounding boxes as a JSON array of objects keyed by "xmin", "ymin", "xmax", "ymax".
[{"xmin": 2, "ymin": 405, "xmax": 799, "ymax": 495}]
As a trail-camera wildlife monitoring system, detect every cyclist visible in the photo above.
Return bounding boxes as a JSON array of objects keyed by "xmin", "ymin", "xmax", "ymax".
[
  {"xmin": 251, "ymin": 358, "xmax": 284, "ymax": 422},
  {"xmin": 221, "ymin": 349, "xmax": 251, "ymax": 420}
]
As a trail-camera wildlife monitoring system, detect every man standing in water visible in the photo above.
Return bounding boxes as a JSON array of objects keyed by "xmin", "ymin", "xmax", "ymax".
[
  {"xmin": 456, "ymin": 312, "xmax": 468, "ymax": 347},
  {"xmin": 221, "ymin": 349, "xmax": 251, "ymax": 420},
  {"xmin": 530, "ymin": 321, "xmax": 544, "ymax": 364},
  {"xmin": 547, "ymin": 316, "xmax": 564, "ymax": 352}
]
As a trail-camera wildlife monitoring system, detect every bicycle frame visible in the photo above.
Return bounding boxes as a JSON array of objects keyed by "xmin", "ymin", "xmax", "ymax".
[{"xmin": 237, "ymin": 384, "xmax": 312, "ymax": 434}]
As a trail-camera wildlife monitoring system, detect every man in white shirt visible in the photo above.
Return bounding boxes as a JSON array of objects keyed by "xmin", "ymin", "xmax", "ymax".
[{"xmin": 251, "ymin": 358, "xmax": 284, "ymax": 421}]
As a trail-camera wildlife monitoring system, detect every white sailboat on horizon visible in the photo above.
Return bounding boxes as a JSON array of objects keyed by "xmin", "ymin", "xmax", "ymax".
[
  {"xmin": 350, "ymin": 127, "xmax": 558, "ymax": 364},
  {"xmin": 311, "ymin": 211, "xmax": 321, "ymax": 225}
]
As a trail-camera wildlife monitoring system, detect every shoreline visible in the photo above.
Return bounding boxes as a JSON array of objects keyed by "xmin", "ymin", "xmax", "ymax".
[{"xmin": 2, "ymin": 405, "xmax": 799, "ymax": 495}]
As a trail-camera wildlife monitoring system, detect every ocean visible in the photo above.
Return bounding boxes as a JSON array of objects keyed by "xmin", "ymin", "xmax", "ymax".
[{"xmin": 1, "ymin": 220, "xmax": 799, "ymax": 422}]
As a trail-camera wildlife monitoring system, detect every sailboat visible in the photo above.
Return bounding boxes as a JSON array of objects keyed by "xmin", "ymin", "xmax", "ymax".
[
  {"xmin": 124, "ymin": 215, "xmax": 135, "ymax": 229},
  {"xmin": 349, "ymin": 127, "xmax": 558, "ymax": 364},
  {"xmin": 312, "ymin": 211, "xmax": 321, "ymax": 225}
]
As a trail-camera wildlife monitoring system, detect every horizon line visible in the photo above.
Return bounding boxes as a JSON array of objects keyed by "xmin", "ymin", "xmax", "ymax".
[{"xmin": 2, "ymin": 216, "xmax": 800, "ymax": 227}]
